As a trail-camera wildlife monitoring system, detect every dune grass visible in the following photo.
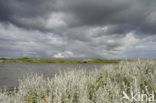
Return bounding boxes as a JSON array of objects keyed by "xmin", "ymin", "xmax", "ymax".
[{"xmin": 0, "ymin": 60, "xmax": 156, "ymax": 103}]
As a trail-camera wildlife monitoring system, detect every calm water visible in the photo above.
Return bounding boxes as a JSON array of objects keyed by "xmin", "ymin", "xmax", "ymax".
[{"xmin": 0, "ymin": 63, "xmax": 105, "ymax": 88}]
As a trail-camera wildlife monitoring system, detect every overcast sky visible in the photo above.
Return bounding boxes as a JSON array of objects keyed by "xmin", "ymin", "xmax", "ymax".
[{"xmin": 0, "ymin": 0, "xmax": 156, "ymax": 59}]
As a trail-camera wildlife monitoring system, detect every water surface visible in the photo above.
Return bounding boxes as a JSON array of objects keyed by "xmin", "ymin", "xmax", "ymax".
[{"xmin": 0, "ymin": 63, "xmax": 105, "ymax": 88}]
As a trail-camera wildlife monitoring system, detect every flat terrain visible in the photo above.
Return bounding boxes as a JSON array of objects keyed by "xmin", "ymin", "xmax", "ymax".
[{"xmin": 0, "ymin": 58, "xmax": 121, "ymax": 63}]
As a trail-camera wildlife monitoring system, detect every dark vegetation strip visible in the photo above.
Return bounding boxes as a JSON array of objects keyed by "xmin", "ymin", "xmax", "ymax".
[{"xmin": 0, "ymin": 57, "xmax": 122, "ymax": 63}]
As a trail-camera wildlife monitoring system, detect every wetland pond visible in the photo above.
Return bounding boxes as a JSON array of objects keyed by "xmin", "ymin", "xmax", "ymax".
[{"xmin": 0, "ymin": 63, "xmax": 107, "ymax": 88}]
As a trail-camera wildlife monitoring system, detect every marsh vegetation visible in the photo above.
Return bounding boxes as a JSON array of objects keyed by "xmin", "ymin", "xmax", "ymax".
[{"xmin": 0, "ymin": 60, "xmax": 156, "ymax": 103}]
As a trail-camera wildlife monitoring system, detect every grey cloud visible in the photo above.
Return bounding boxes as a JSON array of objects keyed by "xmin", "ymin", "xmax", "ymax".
[
  {"xmin": 0, "ymin": 23, "xmax": 129, "ymax": 58},
  {"xmin": 0, "ymin": 0, "xmax": 156, "ymax": 59},
  {"xmin": 0, "ymin": 0, "xmax": 57, "ymax": 31},
  {"xmin": 57, "ymin": 0, "xmax": 156, "ymax": 35},
  {"xmin": 0, "ymin": 0, "xmax": 156, "ymax": 36},
  {"xmin": 0, "ymin": 0, "xmax": 56, "ymax": 18},
  {"xmin": 58, "ymin": 0, "xmax": 132, "ymax": 25}
]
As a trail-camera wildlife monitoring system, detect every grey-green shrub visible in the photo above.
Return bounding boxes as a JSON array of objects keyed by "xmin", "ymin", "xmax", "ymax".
[{"xmin": 0, "ymin": 60, "xmax": 156, "ymax": 103}]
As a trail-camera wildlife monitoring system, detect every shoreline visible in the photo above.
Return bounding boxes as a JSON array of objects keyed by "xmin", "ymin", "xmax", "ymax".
[{"xmin": 0, "ymin": 58, "xmax": 121, "ymax": 64}]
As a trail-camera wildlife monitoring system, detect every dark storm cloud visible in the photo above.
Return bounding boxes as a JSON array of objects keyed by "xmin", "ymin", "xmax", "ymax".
[
  {"xmin": 58, "ymin": 0, "xmax": 156, "ymax": 35},
  {"xmin": 58, "ymin": 0, "xmax": 132, "ymax": 25},
  {"xmin": 0, "ymin": 0, "xmax": 57, "ymax": 31},
  {"xmin": 0, "ymin": 0, "xmax": 156, "ymax": 59},
  {"xmin": 0, "ymin": 0, "xmax": 156, "ymax": 35},
  {"xmin": 0, "ymin": 0, "xmax": 56, "ymax": 18}
]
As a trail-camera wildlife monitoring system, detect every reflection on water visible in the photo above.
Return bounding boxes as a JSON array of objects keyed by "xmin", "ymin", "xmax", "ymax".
[{"xmin": 0, "ymin": 63, "xmax": 105, "ymax": 88}]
